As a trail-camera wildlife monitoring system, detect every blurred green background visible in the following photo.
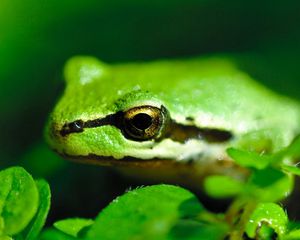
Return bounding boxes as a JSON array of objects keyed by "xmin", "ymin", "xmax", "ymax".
[{"xmin": 1, "ymin": 0, "xmax": 300, "ymax": 223}]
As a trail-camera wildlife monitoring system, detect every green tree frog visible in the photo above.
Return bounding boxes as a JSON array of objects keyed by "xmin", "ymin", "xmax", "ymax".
[{"xmin": 45, "ymin": 56, "xmax": 300, "ymax": 188}]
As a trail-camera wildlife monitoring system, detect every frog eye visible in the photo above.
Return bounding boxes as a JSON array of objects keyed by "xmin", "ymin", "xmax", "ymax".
[{"xmin": 123, "ymin": 105, "xmax": 168, "ymax": 141}]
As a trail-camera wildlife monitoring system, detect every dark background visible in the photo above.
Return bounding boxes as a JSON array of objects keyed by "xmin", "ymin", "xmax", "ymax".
[{"xmin": 1, "ymin": 0, "xmax": 300, "ymax": 223}]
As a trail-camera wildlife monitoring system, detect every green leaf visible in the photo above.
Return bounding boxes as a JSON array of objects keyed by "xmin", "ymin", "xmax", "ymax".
[
  {"xmin": 284, "ymin": 135, "xmax": 300, "ymax": 159},
  {"xmin": 17, "ymin": 179, "xmax": 51, "ymax": 240},
  {"xmin": 228, "ymin": 135, "xmax": 300, "ymax": 171},
  {"xmin": 246, "ymin": 167, "xmax": 293, "ymax": 202},
  {"xmin": 282, "ymin": 221, "xmax": 300, "ymax": 240},
  {"xmin": 86, "ymin": 184, "xmax": 205, "ymax": 240},
  {"xmin": 54, "ymin": 218, "xmax": 94, "ymax": 238},
  {"xmin": 0, "ymin": 236, "xmax": 13, "ymax": 240},
  {"xmin": 0, "ymin": 167, "xmax": 39, "ymax": 236},
  {"xmin": 203, "ymin": 175, "xmax": 243, "ymax": 198},
  {"xmin": 169, "ymin": 219, "xmax": 228, "ymax": 240},
  {"xmin": 227, "ymin": 148, "xmax": 274, "ymax": 169},
  {"xmin": 283, "ymin": 229, "xmax": 300, "ymax": 240},
  {"xmin": 39, "ymin": 228, "xmax": 78, "ymax": 240},
  {"xmin": 282, "ymin": 164, "xmax": 300, "ymax": 176},
  {"xmin": 245, "ymin": 203, "xmax": 288, "ymax": 238}
]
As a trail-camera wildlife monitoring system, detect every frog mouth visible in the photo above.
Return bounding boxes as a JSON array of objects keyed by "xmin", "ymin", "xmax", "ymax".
[
  {"xmin": 60, "ymin": 152, "xmax": 177, "ymax": 168},
  {"xmin": 59, "ymin": 151, "xmax": 236, "ymax": 169},
  {"xmin": 57, "ymin": 151, "xmax": 249, "ymax": 187}
]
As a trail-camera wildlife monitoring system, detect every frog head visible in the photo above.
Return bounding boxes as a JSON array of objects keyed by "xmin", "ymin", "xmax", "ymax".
[{"xmin": 45, "ymin": 56, "xmax": 237, "ymax": 167}]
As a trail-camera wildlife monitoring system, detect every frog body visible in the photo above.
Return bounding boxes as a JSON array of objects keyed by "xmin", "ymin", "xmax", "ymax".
[{"xmin": 45, "ymin": 56, "xmax": 300, "ymax": 187}]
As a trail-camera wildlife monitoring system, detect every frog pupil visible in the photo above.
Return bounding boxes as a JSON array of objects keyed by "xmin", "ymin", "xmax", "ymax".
[{"xmin": 131, "ymin": 113, "xmax": 153, "ymax": 130}]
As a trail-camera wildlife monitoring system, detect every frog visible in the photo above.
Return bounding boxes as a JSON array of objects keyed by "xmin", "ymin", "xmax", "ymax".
[{"xmin": 45, "ymin": 56, "xmax": 300, "ymax": 189}]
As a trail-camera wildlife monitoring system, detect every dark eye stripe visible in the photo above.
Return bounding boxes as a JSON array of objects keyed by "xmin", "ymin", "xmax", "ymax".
[
  {"xmin": 59, "ymin": 110, "xmax": 233, "ymax": 143},
  {"xmin": 59, "ymin": 112, "xmax": 123, "ymax": 136},
  {"xmin": 165, "ymin": 121, "xmax": 233, "ymax": 143}
]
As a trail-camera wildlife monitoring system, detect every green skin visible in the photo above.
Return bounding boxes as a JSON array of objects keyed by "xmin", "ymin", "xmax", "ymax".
[{"xmin": 45, "ymin": 56, "xmax": 300, "ymax": 186}]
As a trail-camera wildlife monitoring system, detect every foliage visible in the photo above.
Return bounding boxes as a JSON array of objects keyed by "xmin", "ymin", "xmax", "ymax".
[
  {"xmin": 1, "ymin": 135, "xmax": 300, "ymax": 240},
  {"xmin": 1, "ymin": 1, "xmax": 300, "ymax": 240},
  {"xmin": 0, "ymin": 167, "xmax": 50, "ymax": 240}
]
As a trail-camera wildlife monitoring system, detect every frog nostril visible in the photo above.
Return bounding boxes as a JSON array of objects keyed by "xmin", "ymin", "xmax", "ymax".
[
  {"xmin": 70, "ymin": 120, "xmax": 84, "ymax": 131},
  {"xmin": 60, "ymin": 120, "xmax": 84, "ymax": 136}
]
